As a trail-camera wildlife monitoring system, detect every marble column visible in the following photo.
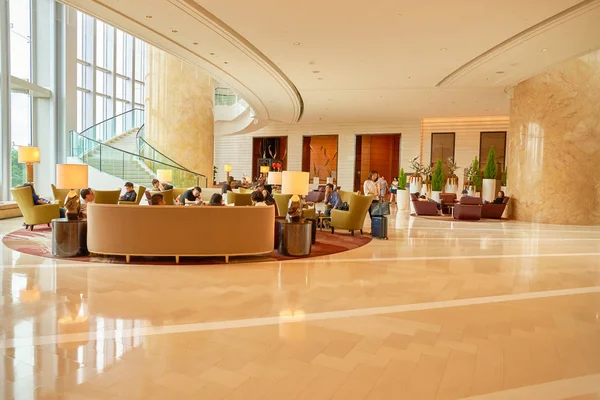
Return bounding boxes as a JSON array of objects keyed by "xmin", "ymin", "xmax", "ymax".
[
  {"xmin": 145, "ymin": 47, "xmax": 214, "ymax": 186},
  {"xmin": 507, "ymin": 49, "xmax": 600, "ymax": 225}
]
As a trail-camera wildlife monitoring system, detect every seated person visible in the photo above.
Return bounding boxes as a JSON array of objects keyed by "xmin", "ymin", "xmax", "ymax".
[
  {"xmin": 119, "ymin": 182, "xmax": 137, "ymax": 202},
  {"xmin": 417, "ymin": 192, "xmax": 442, "ymax": 214},
  {"xmin": 151, "ymin": 193, "xmax": 165, "ymax": 205},
  {"xmin": 208, "ymin": 193, "xmax": 224, "ymax": 206},
  {"xmin": 460, "ymin": 189, "xmax": 474, "ymax": 199},
  {"xmin": 255, "ymin": 183, "xmax": 274, "ymax": 203},
  {"xmin": 24, "ymin": 183, "xmax": 66, "ymax": 218},
  {"xmin": 79, "ymin": 188, "xmax": 95, "ymax": 219},
  {"xmin": 251, "ymin": 190, "xmax": 267, "ymax": 206},
  {"xmin": 324, "ymin": 183, "xmax": 342, "ymax": 217},
  {"xmin": 151, "ymin": 179, "xmax": 173, "ymax": 191},
  {"xmin": 181, "ymin": 186, "xmax": 203, "ymax": 205},
  {"xmin": 487, "ymin": 190, "xmax": 505, "ymax": 204},
  {"xmin": 222, "ymin": 176, "xmax": 234, "ymax": 194}
]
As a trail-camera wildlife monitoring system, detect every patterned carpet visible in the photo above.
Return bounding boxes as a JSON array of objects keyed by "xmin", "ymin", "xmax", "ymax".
[{"xmin": 1, "ymin": 226, "xmax": 371, "ymax": 265}]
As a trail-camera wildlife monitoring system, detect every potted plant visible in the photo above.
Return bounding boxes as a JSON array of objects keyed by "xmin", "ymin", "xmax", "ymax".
[
  {"xmin": 431, "ymin": 160, "xmax": 444, "ymax": 202},
  {"xmin": 470, "ymin": 156, "xmax": 482, "ymax": 196},
  {"xmin": 397, "ymin": 168, "xmax": 408, "ymax": 210},
  {"xmin": 445, "ymin": 156, "xmax": 459, "ymax": 193},
  {"xmin": 408, "ymin": 156, "xmax": 423, "ymax": 193},
  {"xmin": 482, "ymin": 146, "xmax": 497, "ymax": 202},
  {"xmin": 422, "ymin": 165, "xmax": 433, "ymax": 198}
]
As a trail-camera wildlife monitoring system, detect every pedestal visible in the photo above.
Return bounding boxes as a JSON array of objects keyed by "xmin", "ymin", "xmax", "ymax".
[
  {"xmin": 52, "ymin": 218, "xmax": 88, "ymax": 257},
  {"xmin": 397, "ymin": 190, "xmax": 408, "ymax": 211},
  {"xmin": 482, "ymin": 179, "xmax": 496, "ymax": 203},
  {"xmin": 279, "ymin": 221, "xmax": 312, "ymax": 256}
]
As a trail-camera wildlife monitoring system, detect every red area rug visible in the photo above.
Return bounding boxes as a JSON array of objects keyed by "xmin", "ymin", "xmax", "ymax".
[{"xmin": 1, "ymin": 227, "xmax": 371, "ymax": 265}]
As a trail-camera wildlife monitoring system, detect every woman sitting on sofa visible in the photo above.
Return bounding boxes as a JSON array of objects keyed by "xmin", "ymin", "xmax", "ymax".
[
  {"xmin": 251, "ymin": 191, "xmax": 267, "ymax": 206},
  {"xmin": 208, "ymin": 193, "xmax": 225, "ymax": 206},
  {"xmin": 484, "ymin": 191, "xmax": 506, "ymax": 204}
]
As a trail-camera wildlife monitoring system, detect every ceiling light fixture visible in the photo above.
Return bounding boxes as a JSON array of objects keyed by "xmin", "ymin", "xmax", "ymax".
[
  {"xmin": 171, "ymin": 29, "xmax": 178, "ymax": 33},
  {"xmin": 293, "ymin": 42, "xmax": 300, "ymax": 45},
  {"xmin": 224, "ymin": 61, "xmax": 229, "ymax": 64},
  {"xmin": 496, "ymin": 71, "xmax": 505, "ymax": 74},
  {"xmin": 193, "ymin": 42, "xmax": 198, "ymax": 45},
  {"xmin": 145, "ymin": 15, "xmax": 152, "ymax": 19},
  {"xmin": 541, "ymin": 48, "xmax": 548, "ymax": 52},
  {"xmin": 440, "ymin": 47, "xmax": 447, "ymax": 51},
  {"xmin": 317, "ymin": 77, "xmax": 323, "ymax": 80},
  {"xmin": 209, "ymin": 52, "xmax": 215, "ymax": 56},
  {"xmin": 312, "ymin": 70, "xmax": 320, "ymax": 74}
]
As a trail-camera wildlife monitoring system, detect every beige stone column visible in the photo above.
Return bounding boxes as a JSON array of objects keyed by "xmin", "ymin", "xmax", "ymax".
[
  {"xmin": 507, "ymin": 49, "xmax": 600, "ymax": 225},
  {"xmin": 145, "ymin": 47, "xmax": 214, "ymax": 186}
]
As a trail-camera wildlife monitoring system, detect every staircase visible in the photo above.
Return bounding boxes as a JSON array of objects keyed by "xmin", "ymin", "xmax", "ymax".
[{"xmin": 82, "ymin": 128, "xmax": 156, "ymax": 186}]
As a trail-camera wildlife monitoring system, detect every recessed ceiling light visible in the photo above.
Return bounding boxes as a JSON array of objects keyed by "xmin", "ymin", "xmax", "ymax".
[
  {"xmin": 327, "ymin": 98, "xmax": 332, "ymax": 101},
  {"xmin": 209, "ymin": 52, "xmax": 215, "ymax": 56},
  {"xmin": 224, "ymin": 61, "xmax": 229, "ymax": 64},
  {"xmin": 541, "ymin": 48, "xmax": 548, "ymax": 52},
  {"xmin": 293, "ymin": 42, "xmax": 300, "ymax": 45},
  {"xmin": 309, "ymin": 61, "xmax": 316, "ymax": 65},
  {"xmin": 193, "ymin": 42, "xmax": 198, "ymax": 45},
  {"xmin": 317, "ymin": 77, "xmax": 323, "ymax": 80},
  {"xmin": 145, "ymin": 15, "xmax": 152, "ymax": 19},
  {"xmin": 312, "ymin": 70, "xmax": 320, "ymax": 74},
  {"xmin": 171, "ymin": 29, "xmax": 178, "ymax": 33},
  {"xmin": 496, "ymin": 71, "xmax": 505, "ymax": 74},
  {"xmin": 440, "ymin": 47, "xmax": 447, "ymax": 51}
]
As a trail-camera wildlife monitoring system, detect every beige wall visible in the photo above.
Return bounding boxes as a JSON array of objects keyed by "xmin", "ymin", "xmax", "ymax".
[
  {"xmin": 145, "ymin": 47, "xmax": 214, "ymax": 184},
  {"xmin": 214, "ymin": 117, "xmax": 509, "ymax": 192},
  {"xmin": 507, "ymin": 49, "xmax": 600, "ymax": 225}
]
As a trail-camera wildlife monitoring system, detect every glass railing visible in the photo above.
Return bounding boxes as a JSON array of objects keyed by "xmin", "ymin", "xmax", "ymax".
[
  {"xmin": 80, "ymin": 109, "xmax": 145, "ymax": 142},
  {"xmin": 70, "ymin": 130, "xmax": 207, "ymax": 188}
]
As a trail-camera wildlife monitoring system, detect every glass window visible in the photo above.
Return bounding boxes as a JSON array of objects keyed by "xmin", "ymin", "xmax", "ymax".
[
  {"xmin": 9, "ymin": 0, "xmax": 32, "ymax": 81},
  {"xmin": 430, "ymin": 133, "xmax": 455, "ymax": 174},
  {"xmin": 480, "ymin": 132, "xmax": 506, "ymax": 179},
  {"xmin": 134, "ymin": 81, "xmax": 144, "ymax": 104},
  {"xmin": 96, "ymin": 70, "xmax": 109, "ymax": 95},
  {"xmin": 77, "ymin": 90, "xmax": 86, "ymax": 132},
  {"xmin": 96, "ymin": 20, "xmax": 106, "ymax": 68},
  {"xmin": 77, "ymin": 62, "xmax": 85, "ymax": 88},
  {"xmin": 116, "ymin": 76, "xmax": 126, "ymax": 100},
  {"xmin": 134, "ymin": 40, "xmax": 145, "ymax": 81},
  {"xmin": 10, "ymin": 93, "xmax": 32, "ymax": 146}
]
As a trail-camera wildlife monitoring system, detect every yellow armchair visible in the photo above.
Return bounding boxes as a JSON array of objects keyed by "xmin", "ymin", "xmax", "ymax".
[
  {"xmin": 330, "ymin": 193, "xmax": 373, "ymax": 235},
  {"xmin": 51, "ymin": 184, "xmax": 80, "ymax": 204},
  {"xmin": 118, "ymin": 186, "xmax": 146, "ymax": 205},
  {"xmin": 11, "ymin": 186, "xmax": 60, "ymax": 230},
  {"xmin": 148, "ymin": 189, "xmax": 174, "ymax": 205},
  {"xmin": 93, "ymin": 190, "xmax": 121, "ymax": 204},
  {"xmin": 226, "ymin": 192, "xmax": 253, "ymax": 206},
  {"xmin": 273, "ymin": 193, "xmax": 292, "ymax": 216}
]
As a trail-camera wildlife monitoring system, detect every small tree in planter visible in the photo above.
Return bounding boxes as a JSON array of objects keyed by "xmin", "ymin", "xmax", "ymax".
[
  {"xmin": 482, "ymin": 146, "xmax": 498, "ymax": 202},
  {"xmin": 471, "ymin": 156, "xmax": 482, "ymax": 194},
  {"xmin": 397, "ymin": 168, "xmax": 408, "ymax": 210},
  {"xmin": 431, "ymin": 159, "xmax": 444, "ymax": 202},
  {"xmin": 445, "ymin": 156, "xmax": 459, "ymax": 193}
]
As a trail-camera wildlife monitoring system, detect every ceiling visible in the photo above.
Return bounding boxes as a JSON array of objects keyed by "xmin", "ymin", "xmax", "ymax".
[{"xmin": 61, "ymin": 0, "xmax": 600, "ymax": 125}]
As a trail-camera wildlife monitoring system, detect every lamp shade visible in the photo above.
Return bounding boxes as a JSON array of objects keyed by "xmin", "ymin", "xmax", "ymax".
[
  {"xmin": 223, "ymin": 164, "xmax": 232, "ymax": 173},
  {"xmin": 267, "ymin": 171, "xmax": 282, "ymax": 185},
  {"xmin": 56, "ymin": 164, "xmax": 88, "ymax": 189},
  {"xmin": 260, "ymin": 166, "xmax": 270, "ymax": 173},
  {"xmin": 281, "ymin": 171, "xmax": 309, "ymax": 196},
  {"xmin": 18, "ymin": 146, "xmax": 40, "ymax": 163},
  {"xmin": 157, "ymin": 169, "xmax": 173, "ymax": 182}
]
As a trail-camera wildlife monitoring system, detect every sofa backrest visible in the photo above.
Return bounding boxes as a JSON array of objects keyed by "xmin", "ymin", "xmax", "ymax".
[
  {"xmin": 460, "ymin": 196, "xmax": 482, "ymax": 205},
  {"xmin": 87, "ymin": 204, "xmax": 275, "ymax": 257}
]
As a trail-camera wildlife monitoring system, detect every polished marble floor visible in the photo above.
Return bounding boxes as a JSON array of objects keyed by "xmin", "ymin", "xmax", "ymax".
[{"xmin": 1, "ymin": 211, "xmax": 600, "ymax": 399}]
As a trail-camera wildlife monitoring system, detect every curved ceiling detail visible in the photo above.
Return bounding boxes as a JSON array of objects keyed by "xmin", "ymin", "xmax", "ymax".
[
  {"xmin": 60, "ymin": 0, "xmax": 304, "ymax": 124},
  {"xmin": 437, "ymin": 0, "xmax": 600, "ymax": 88}
]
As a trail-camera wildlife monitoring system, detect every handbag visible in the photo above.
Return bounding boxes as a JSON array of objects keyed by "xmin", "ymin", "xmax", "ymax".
[
  {"xmin": 339, "ymin": 202, "xmax": 349, "ymax": 211},
  {"xmin": 370, "ymin": 201, "xmax": 390, "ymax": 216}
]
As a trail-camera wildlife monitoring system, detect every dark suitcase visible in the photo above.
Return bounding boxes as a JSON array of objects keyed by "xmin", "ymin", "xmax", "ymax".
[{"xmin": 371, "ymin": 216, "xmax": 388, "ymax": 239}]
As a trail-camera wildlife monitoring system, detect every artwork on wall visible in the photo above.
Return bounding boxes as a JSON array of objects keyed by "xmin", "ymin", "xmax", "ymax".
[
  {"xmin": 301, "ymin": 135, "xmax": 338, "ymax": 184},
  {"xmin": 252, "ymin": 137, "xmax": 287, "ymax": 180}
]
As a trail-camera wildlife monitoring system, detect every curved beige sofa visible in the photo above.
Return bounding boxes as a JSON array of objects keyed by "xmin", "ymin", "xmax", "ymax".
[{"xmin": 87, "ymin": 204, "xmax": 275, "ymax": 263}]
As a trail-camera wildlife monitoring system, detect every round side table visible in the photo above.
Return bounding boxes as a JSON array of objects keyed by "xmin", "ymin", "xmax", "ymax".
[
  {"xmin": 52, "ymin": 218, "xmax": 88, "ymax": 257},
  {"xmin": 278, "ymin": 220, "xmax": 312, "ymax": 256}
]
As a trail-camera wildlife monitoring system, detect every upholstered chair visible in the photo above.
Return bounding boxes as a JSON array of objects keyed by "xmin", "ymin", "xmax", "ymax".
[
  {"xmin": 11, "ymin": 186, "xmax": 60, "ymax": 230},
  {"xmin": 330, "ymin": 193, "xmax": 373, "ymax": 235},
  {"xmin": 411, "ymin": 193, "xmax": 438, "ymax": 216},
  {"xmin": 50, "ymin": 184, "xmax": 80, "ymax": 205},
  {"xmin": 226, "ymin": 192, "xmax": 253, "ymax": 206},
  {"xmin": 118, "ymin": 186, "xmax": 146, "ymax": 205},
  {"xmin": 93, "ymin": 190, "xmax": 121, "ymax": 204}
]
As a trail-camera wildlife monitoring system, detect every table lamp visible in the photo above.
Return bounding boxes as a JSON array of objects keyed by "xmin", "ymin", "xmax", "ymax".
[
  {"xmin": 56, "ymin": 164, "xmax": 88, "ymax": 220},
  {"xmin": 260, "ymin": 165, "xmax": 270, "ymax": 178},
  {"xmin": 18, "ymin": 146, "xmax": 40, "ymax": 183},
  {"xmin": 281, "ymin": 171, "xmax": 309, "ymax": 221},
  {"xmin": 267, "ymin": 171, "xmax": 282, "ymax": 189},
  {"xmin": 224, "ymin": 164, "xmax": 232, "ymax": 182},
  {"xmin": 157, "ymin": 169, "xmax": 173, "ymax": 184}
]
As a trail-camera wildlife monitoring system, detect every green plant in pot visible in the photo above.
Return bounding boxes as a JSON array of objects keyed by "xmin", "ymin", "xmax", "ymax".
[
  {"xmin": 470, "ymin": 156, "xmax": 482, "ymax": 194},
  {"xmin": 397, "ymin": 168, "xmax": 409, "ymax": 210},
  {"xmin": 431, "ymin": 159, "xmax": 445, "ymax": 202},
  {"xmin": 482, "ymin": 146, "xmax": 498, "ymax": 202}
]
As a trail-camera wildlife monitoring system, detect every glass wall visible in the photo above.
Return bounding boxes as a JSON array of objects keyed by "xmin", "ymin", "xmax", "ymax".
[{"xmin": 76, "ymin": 11, "xmax": 147, "ymax": 139}]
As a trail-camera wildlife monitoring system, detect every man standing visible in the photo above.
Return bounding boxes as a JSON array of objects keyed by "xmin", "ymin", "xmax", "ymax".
[
  {"xmin": 79, "ymin": 188, "xmax": 95, "ymax": 219},
  {"xmin": 379, "ymin": 176, "xmax": 388, "ymax": 202},
  {"xmin": 119, "ymin": 182, "xmax": 137, "ymax": 202}
]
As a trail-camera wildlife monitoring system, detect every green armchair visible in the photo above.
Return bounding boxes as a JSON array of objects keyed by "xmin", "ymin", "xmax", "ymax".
[
  {"xmin": 330, "ymin": 193, "xmax": 373, "ymax": 235},
  {"xmin": 226, "ymin": 192, "xmax": 253, "ymax": 206},
  {"xmin": 93, "ymin": 190, "xmax": 121, "ymax": 204},
  {"xmin": 11, "ymin": 186, "xmax": 60, "ymax": 230},
  {"xmin": 51, "ymin": 184, "xmax": 80, "ymax": 204},
  {"xmin": 118, "ymin": 186, "xmax": 146, "ymax": 205}
]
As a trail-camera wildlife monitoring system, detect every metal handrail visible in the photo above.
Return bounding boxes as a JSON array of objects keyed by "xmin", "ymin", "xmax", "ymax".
[
  {"xmin": 79, "ymin": 108, "xmax": 144, "ymax": 139},
  {"xmin": 70, "ymin": 129, "xmax": 208, "ymax": 187},
  {"xmin": 136, "ymin": 125, "xmax": 187, "ymax": 170}
]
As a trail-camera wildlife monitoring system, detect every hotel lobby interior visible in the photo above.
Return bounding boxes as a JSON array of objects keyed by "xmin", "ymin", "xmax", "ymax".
[{"xmin": 1, "ymin": 0, "xmax": 600, "ymax": 399}]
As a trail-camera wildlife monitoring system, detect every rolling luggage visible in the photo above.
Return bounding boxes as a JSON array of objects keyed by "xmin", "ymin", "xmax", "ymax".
[{"xmin": 371, "ymin": 216, "xmax": 388, "ymax": 239}]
